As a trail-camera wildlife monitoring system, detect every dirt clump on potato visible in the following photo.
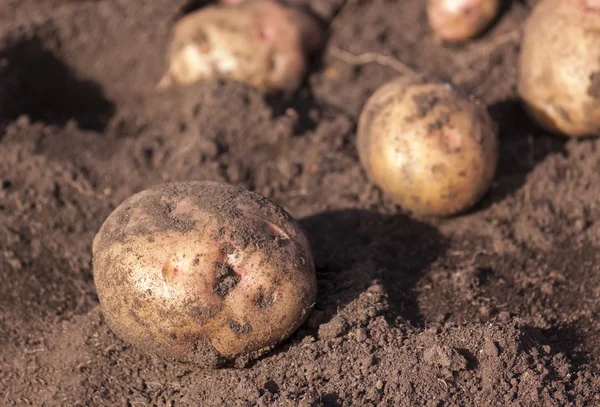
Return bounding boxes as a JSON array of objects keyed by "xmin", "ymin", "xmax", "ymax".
[
  {"xmin": 427, "ymin": 0, "xmax": 499, "ymax": 42},
  {"xmin": 157, "ymin": 0, "xmax": 323, "ymax": 93},
  {"xmin": 92, "ymin": 181, "xmax": 317, "ymax": 367},
  {"xmin": 357, "ymin": 75, "xmax": 499, "ymax": 217},
  {"xmin": 518, "ymin": 0, "xmax": 600, "ymax": 137}
]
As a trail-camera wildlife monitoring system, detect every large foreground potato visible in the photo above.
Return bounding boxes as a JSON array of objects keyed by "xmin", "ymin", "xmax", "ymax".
[
  {"xmin": 92, "ymin": 181, "xmax": 316, "ymax": 367},
  {"xmin": 357, "ymin": 75, "xmax": 498, "ymax": 217},
  {"xmin": 518, "ymin": 0, "xmax": 600, "ymax": 137},
  {"xmin": 157, "ymin": 0, "xmax": 322, "ymax": 93}
]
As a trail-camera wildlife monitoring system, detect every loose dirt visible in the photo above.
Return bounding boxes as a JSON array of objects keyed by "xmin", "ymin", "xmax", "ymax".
[{"xmin": 1, "ymin": 0, "xmax": 600, "ymax": 405}]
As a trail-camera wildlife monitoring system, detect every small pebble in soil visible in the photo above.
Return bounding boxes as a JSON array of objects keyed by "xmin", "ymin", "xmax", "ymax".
[
  {"xmin": 423, "ymin": 345, "xmax": 468, "ymax": 372},
  {"xmin": 355, "ymin": 328, "xmax": 368, "ymax": 342},
  {"xmin": 318, "ymin": 315, "xmax": 348, "ymax": 340},
  {"xmin": 498, "ymin": 311, "xmax": 511, "ymax": 321},
  {"xmin": 483, "ymin": 337, "xmax": 499, "ymax": 358}
]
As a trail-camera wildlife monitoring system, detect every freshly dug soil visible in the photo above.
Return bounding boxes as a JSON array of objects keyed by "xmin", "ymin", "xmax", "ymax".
[{"xmin": 1, "ymin": 0, "xmax": 600, "ymax": 406}]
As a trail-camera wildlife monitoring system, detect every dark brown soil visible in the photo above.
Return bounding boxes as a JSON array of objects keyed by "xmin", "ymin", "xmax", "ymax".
[{"xmin": 2, "ymin": 0, "xmax": 600, "ymax": 406}]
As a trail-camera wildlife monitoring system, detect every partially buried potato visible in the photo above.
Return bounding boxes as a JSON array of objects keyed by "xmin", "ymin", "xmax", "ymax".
[
  {"xmin": 157, "ymin": 0, "xmax": 323, "ymax": 93},
  {"xmin": 427, "ymin": 0, "xmax": 500, "ymax": 42},
  {"xmin": 518, "ymin": 0, "xmax": 600, "ymax": 137},
  {"xmin": 357, "ymin": 75, "xmax": 499, "ymax": 217},
  {"xmin": 92, "ymin": 181, "xmax": 317, "ymax": 367}
]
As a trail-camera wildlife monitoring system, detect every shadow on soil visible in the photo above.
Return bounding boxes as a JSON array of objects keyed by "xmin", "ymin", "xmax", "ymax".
[
  {"xmin": 474, "ymin": 99, "xmax": 567, "ymax": 211},
  {"xmin": 520, "ymin": 324, "xmax": 589, "ymax": 373},
  {"xmin": 0, "ymin": 34, "xmax": 114, "ymax": 131},
  {"xmin": 300, "ymin": 209, "xmax": 449, "ymax": 328},
  {"xmin": 313, "ymin": 393, "xmax": 342, "ymax": 407},
  {"xmin": 178, "ymin": 0, "xmax": 213, "ymax": 17}
]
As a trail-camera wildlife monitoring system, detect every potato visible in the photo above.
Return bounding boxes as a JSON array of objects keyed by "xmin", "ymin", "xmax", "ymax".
[
  {"xmin": 157, "ymin": 0, "xmax": 323, "ymax": 93},
  {"xmin": 357, "ymin": 75, "xmax": 499, "ymax": 217},
  {"xmin": 587, "ymin": 0, "xmax": 600, "ymax": 8},
  {"xmin": 427, "ymin": 0, "xmax": 499, "ymax": 42},
  {"xmin": 518, "ymin": 0, "xmax": 600, "ymax": 137},
  {"xmin": 92, "ymin": 181, "xmax": 317, "ymax": 367}
]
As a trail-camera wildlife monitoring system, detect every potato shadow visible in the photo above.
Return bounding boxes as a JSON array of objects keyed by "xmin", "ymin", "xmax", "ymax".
[
  {"xmin": 516, "ymin": 0, "xmax": 537, "ymax": 9},
  {"xmin": 300, "ymin": 209, "xmax": 449, "ymax": 327},
  {"xmin": 313, "ymin": 393, "xmax": 342, "ymax": 407},
  {"xmin": 0, "ymin": 34, "xmax": 114, "ymax": 130},
  {"xmin": 494, "ymin": 0, "xmax": 519, "ymax": 29},
  {"xmin": 265, "ymin": 92, "xmax": 338, "ymax": 134},
  {"xmin": 475, "ymin": 99, "xmax": 567, "ymax": 210},
  {"xmin": 520, "ymin": 324, "xmax": 589, "ymax": 374},
  {"xmin": 178, "ymin": 0, "xmax": 213, "ymax": 17}
]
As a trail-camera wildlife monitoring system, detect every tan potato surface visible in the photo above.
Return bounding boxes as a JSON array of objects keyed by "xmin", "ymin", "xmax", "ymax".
[
  {"xmin": 518, "ymin": 0, "xmax": 600, "ymax": 137},
  {"xmin": 357, "ymin": 76, "xmax": 499, "ymax": 217},
  {"xmin": 427, "ymin": 0, "xmax": 499, "ymax": 42},
  {"xmin": 157, "ymin": 0, "xmax": 322, "ymax": 93},
  {"xmin": 92, "ymin": 181, "xmax": 316, "ymax": 367}
]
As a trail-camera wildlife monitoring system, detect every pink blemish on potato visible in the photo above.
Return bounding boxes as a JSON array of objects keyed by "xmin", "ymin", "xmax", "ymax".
[
  {"xmin": 431, "ymin": 130, "xmax": 463, "ymax": 153},
  {"xmin": 461, "ymin": 6, "xmax": 481, "ymax": 26},
  {"xmin": 259, "ymin": 26, "xmax": 276, "ymax": 42},
  {"xmin": 584, "ymin": 0, "xmax": 600, "ymax": 9},
  {"xmin": 162, "ymin": 256, "xmax": 181, "ymax": 282},
  {"xmin": 171, "ymin": 199, "xmax": 196, "ymax": 217}
]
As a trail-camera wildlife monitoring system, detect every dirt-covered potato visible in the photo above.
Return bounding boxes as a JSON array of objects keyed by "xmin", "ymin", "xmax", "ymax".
[
  {"xmin": 518, "ymin": 0, "xmax": 600, "ymax": 137},
  {"xmin": 427, "ymin": 0, "xmax": 499, "ymax": 42},
  {"xmin": 92, "ymin": 181, "xmax": 317, "ymax": 367},
  {"xmin": 357, "ymin": 75, "xmax": 499, "ymax": 217},
  {"xmin": 157, "ymin": 0, "xmax": 322, "ymax": 93}
]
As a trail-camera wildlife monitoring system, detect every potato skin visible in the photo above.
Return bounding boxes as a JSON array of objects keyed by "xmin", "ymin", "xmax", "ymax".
[
  {"xmin": 427, "ymin": 0, "xmax": 499, "ymax": 42},
  {"xmin": 92, "ymin": 181, "xmax": 316, "ymax": 367},
  {"xmin": 157, "ymin": 0, "xmax": 322, "ymax": 93},
  {"xmin": 518, "ymin": 0, "xmax": 600, "ymax": 137},
  {"xmin": 357, "ymin": 76, "xmax": 498, "ymax": 217}
]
